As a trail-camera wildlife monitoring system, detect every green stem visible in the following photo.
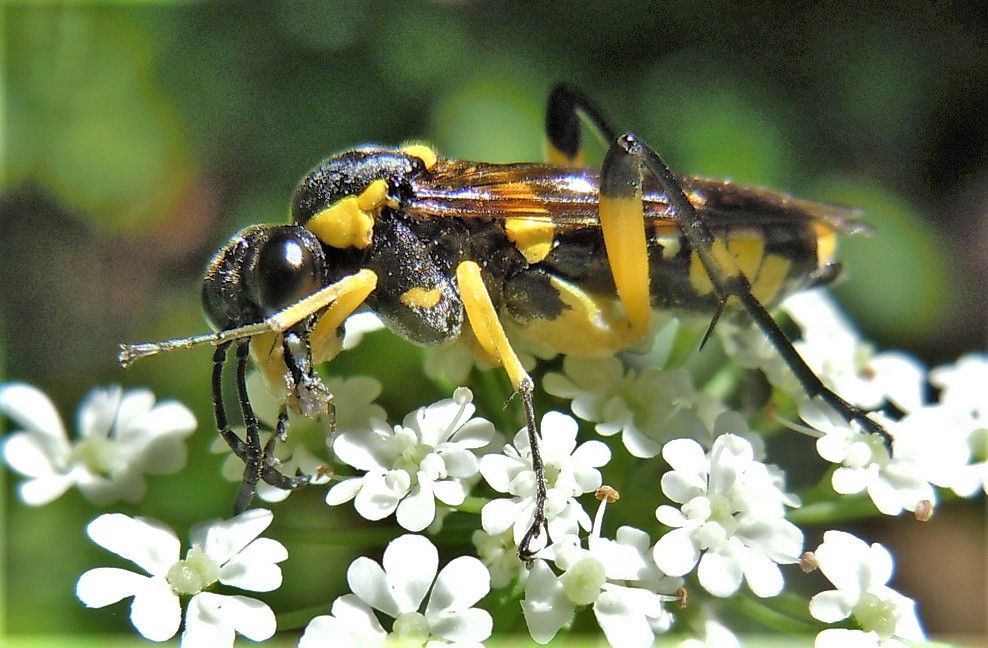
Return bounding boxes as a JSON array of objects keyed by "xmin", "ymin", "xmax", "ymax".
[
  {"xmin": 789, "ymin": 493, "xmax": 881, "ymax": 525},
  {"xmin": 726, "ymin": 591, "xmax": 818, "ymax": 633}
]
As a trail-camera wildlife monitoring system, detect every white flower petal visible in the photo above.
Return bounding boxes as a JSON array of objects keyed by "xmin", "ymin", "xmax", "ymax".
[
  {"xmin": 2, "ymin": 431, "xmax": 62, "ymax": 477},
  {"xmin": 432, "ymin": 478, "xmax": 467, "ymax": 506},
  {"xmin": 660, "ymin": 470, "xmax": 704, "ymax": 504},
  {"xmin": 429, "ymin": 607, "xmax": 494, "ymax": 644},
  {"xmin": 654, "ymin": 504, "xmax": 687, "ymax": 528},
  {"xmin": 380, "ymin": 534, "xmax": 438, "ymax": 612},
  {"xmin": 697, "ymin": 551, "xmax": 743, "ymax": 597},
  {"xmin": 831, "ymin": 466, "xmax": 869, "ymax": 495},
  {"xmin": 325, "ymin": 476, "xmax": 364, "ymax": 505},
  {"xmin": 662, "ymin": 438, "xmax": 707, "ymax": 475},
  {"xmin": 809, "ymin": 590, "xmax": 852, "ymax": 623},
  {"xmin": 130, "ymin": 577, "xmax": 182, "ymax": 642},
  {"xmin": 427, "ymin": 556, "xmax": 491, "ymax": 617},
  {"xmin": 18, "ymin": 473, "xmax": 75, "ymax": 506},
  {"xmin": 76, "ymin": 567, "xmax": 151, "ymax": 608},
  {"xmin": 0, "ymin": 383, "xmax": 68, "ymax": 440},
  {"xmin": 569, "ymin": 439, "xmax": 611, "ymax": 469},
  {"xmin": 815, "ymin": 628, "xmax": 884, "ymax": 648},
  {"xmin": 347, "ymin": 556, "xmax": 400, "ymax": 618},
  {"xmin": 594, "ymin": 585, "xmax": 660, "ymax": 648},
  {"xmin": 218, "ymin": 538, "xmax": 287, "ymax": 591},
  {"xmin": 740, "ymin": 549, "xmax": 784, "ymax": 597},
  {"xmin": 334, "ymin": 427, "xmax": 394, "ymax": 472},
  {"xmin": 299, "ymin": 594, "xmax": 386, "ymax": 648},
  {"xmin": 652, "ymin": 528, "xmax": 699, "ymax": 577},
  {"xmin": 396, "ymin": 482, "xmax": 436, "ymax": 531},
  {"xmin": 521, "ymin": 560, "xmax": 574, "ymax": 644},
  {"xmin": 813, "ymin": 531, "xmax": 868, "ymax": 594},
  {"xmin": 449, "ymin": 417, "xmax": 495, "ymax": 448},
  {"xmin": 185, "ymin": 592, "xmax": 276, "ymax": 643},
  {"xmin": 197, "ymin": 509, "xmax": 273, "ymax": 565},
  {"xmin": 441, "ymin": 447, "xmax": 480, "ymax": 479},
  {"xmin": 479, "ymin": 454, "xmax": 522, "ymax": 493},
  {"xmin": 354, "ymin": 471, "xmax": 407, "ymax": 521},
  {"xmin": 481, "ymin": 497, "xmax": 522, "ymax": 536},
  {"xmin": 87, "ymin": 513, "xmax": 180, "ymax": 575}
]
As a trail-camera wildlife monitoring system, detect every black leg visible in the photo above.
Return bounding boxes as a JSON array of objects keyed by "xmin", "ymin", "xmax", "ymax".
[
  {"xmin": 233, "ymin": 340, "xmax": 263, "ymax": 514},
  {"xmin": 517, "ymin": 383, "xmax": 548, "ymax": 562},
  {"xmin": 613, "ymin": 133, "xmax": 893, "ymax": 447},
  {"xmin": 545, "ymin": 83, "xmax": 618, "ymax": 165}
]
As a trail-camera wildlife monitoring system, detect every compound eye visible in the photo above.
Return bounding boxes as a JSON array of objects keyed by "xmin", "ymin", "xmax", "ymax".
[{"xmin": 254, "ymin": 229, "xmax": 323, "ymax": 315}]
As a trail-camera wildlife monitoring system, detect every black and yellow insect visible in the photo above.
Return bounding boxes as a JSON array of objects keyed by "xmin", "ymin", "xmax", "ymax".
[{"xmin": 120, "ymin": 84, "xmax": 889, "ymax": 559}]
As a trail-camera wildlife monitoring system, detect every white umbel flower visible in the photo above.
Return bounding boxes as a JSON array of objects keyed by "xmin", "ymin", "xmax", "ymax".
[
  {"xmin": 326, "ymin": 387, "xmax": 495, "ymax": 531},
  {"xmin": 808, "ymin": 530, "xmax": 924, "ymax": 648},
  {"xmin": 652, "ymin": 435, "xmax": 803, "ymax": 598},
  {"xmin": 76, "ymin": 509, "xmax": 286, "ymax": 646},
  {"xmin": 802, "ymin": 400, "xmax": 937, "ymax": 515},
  {"xmin": 299, "ymin": 534, "xmax": 492, "ymax": 647},
  {"xmin": 783, "ymin": 290, "xmax": 926, "ymax": 413},
  {"xmin": 930, "ymin": 353, "xmax": 988, "ymax": 496},
  {"xmin": 0, "ymin": 383, "xmax": 195, "ymax": 506},
  {"xmin": 479, "ymin": 411, "xmax": 610, "ymax": 553},
  {"xmin": 522, "ymin": 493, "xmax": 680, "ymax": 647},
  {"xmin": 544, "ymin": 356, "xmax": 707, "ymax": 458}
]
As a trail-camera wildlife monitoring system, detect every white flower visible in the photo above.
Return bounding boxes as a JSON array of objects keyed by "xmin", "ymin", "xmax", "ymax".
[
  {"xmin": 929, "ymin": 352, "xmax": 988, "ymax": 420},
  {"xmin": 652, "ymin": 435, "xmax": 803, "ymax": 598},
  {"xmin": 802, "ymin": 400, "xmax": 938, "ymax": 515},
  {"xmin": 480, "ymin": 411, "xmax": 610, "ymax": 553},
  {"xmin": 76, "ymin": 509, "xmax": 286, "ymax": 646},
  {"xmin": 783, "ymin": 290, "xmax": 926, "ymax": 413},
  {"xmin": 326, "ymin": 387, "xmax": 495, "ymax": 531},
  {"xmin": 213, "ymin": 372, "xmax": 386, "ymax": 502},
  {"xmin": 472, "ymin": 528, "xmax": 525, "ymax": 589},
  {"xmin": 299, "ymin": 534, "xmax": 492, "ymax": 647},
  {"xmin": 808, "ymin": 530, "xmax": 925, "ymax": 647},
  {"xmin": 544, "ymin": 357, "xmax": 708, "ymax": 458},
  {"xmin": 929, "ymin": 354, "xmax": 988, "ymax": 496},
  {"xmin": 0, "ymin": 383, "xmax": 195, "ymax": 506},
  {"xmin": 522, "ymin": 494, "xmax": 679, "ymax": 647}
]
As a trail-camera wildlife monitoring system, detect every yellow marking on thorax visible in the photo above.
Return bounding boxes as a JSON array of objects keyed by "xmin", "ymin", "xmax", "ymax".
[
  {"xmin": 505, "ymin": 218, "xmax": 556, "ymax": 264},
  {"xmin": 401, "ymin": 143, "xmax": 439, "ymax": 170},
  {"xmin": 307, "ymin": 179, "xmax": 390, "ymax": 250},
  {"xmin": 399, "ymin": 286, "xmax": 443, "ymax": 310}
]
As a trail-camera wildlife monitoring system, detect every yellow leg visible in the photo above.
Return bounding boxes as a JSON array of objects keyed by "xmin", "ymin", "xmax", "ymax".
[
  {"xmin": 455, "ymin": 260, "xmax": 545, "ymax": 561},
  {"xmin": 598, "ymin": 146, "xmax": 653, "ymax": 340},
  {"xmin": 456, "ymin": 261, "xmax": 532, "ymax": 393},
  {"xmin": 308, "ymin": 272, "xmax": 380, "ymax": 363}
]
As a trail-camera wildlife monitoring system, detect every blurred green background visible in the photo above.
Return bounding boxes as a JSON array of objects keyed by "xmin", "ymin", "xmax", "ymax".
[{"xmin": 1, "ymin": 1, "xmax": 985, "ymax": 642}]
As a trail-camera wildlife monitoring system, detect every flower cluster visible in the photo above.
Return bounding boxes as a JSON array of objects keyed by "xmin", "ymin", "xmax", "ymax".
[
  {"xmin": 2, "ymin": 286, "xmax": 985, "ymax": 647},
  {"xmin": 77, "ymin": 509, "xmax": 286, "ymax": 645},
  {"xmin": 652, "ymin": 434, "xmax": 803, "ymax": 598},
  {"xmin": 1, "ymin": 383, "xmax": 195, "ymax": 506}
]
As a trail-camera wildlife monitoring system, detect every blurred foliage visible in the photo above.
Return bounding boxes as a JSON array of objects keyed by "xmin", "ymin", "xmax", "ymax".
[{"xmin": 1, "ymin": 0, "xmax": 985, "ymax": 640}]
